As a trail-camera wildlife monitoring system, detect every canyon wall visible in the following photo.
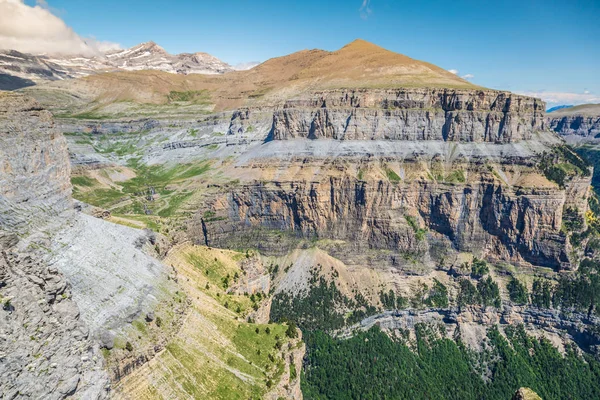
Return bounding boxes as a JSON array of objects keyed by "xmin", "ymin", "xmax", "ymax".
[
  {"xmin": 199, "ymin": 175, "xmax": 579, "ymax": 271},
  {"xmin": 195, "ymin": 89, "xmax": 590, "ymax": 271},
  {"xmin": 0, "ymin": 94, "xmax": 110, "ymax": 399},
  {"xmin": 547, "ymin": 114, "xmax": 600, "ymax": 138},
  {"xmin": 268, "ymin": 89, "xmax": 546, "ymax": 142},
  {"xmin": 0, "ymin": 93, "xmax": 72, "ymax": 232},
  {"xmin": 546, "ymin": 105, "xmax": 600, "ymax": 138}
]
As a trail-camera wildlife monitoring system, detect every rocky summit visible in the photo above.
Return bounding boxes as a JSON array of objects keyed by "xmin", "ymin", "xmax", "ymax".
[
  {"xmin": 0, "ymin": 41, "xmax": 234, "ymax": 90},
  {"xmin": 1, "ymin": 37, "xmax": 600, "ymax": 400}
]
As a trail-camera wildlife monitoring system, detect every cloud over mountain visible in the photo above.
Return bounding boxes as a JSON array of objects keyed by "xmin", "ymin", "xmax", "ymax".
[
  {"xmin": 0, "ymin": 0, "xmax": 119, "ymax": 55},
  {"xmin": 516, "ymin": 90, "xmax": 600, "ymax": 106}
]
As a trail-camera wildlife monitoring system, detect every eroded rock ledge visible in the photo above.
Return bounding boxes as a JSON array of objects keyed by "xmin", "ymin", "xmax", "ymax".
[{"xmin": 268, "ymin": 89, "xmax": 546, "ymax": 142}]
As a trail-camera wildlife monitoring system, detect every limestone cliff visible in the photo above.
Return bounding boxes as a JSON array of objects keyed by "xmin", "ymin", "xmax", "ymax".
[
  {"xmin": 0, "ymin": 93, "xmax": 72, "ymax": 233},
  {"xmin": 199, "ymin": 173, "xmax": 581, "ymax": 271},
  {"xmin": 194, "ymin": 89, "xmax": 589, "ymax": 271},
  {"xmin": 0, "ymin": 94, "xmax": 111, "ymax": 399},
  {"xmin": 546, "ymin": 104, "xmax": 600, "ymax": 138},
  {"xmin": 269, "ymin": 89, "xmax": 546, "ymax": 142}
]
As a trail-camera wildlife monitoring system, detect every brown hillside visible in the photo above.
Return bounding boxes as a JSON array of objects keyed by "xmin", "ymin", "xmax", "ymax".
[{"xmin": 30, "ymin": 40, "xmax": 478, "ymax": 113}]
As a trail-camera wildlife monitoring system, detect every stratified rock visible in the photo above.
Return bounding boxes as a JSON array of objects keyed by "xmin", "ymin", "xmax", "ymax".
[
  {"xmin": 546, "ymin": 104, "xmax": 600, "ymax": 138},
  {"xmin": 0, "ymin": 92, "xmax": 72, "ymax": 233},
  {"xmin": 269, "ymin": 89, "xmax": 546, "ymax": 143},
  {"xmin": 198, "ymin": 172, "xmax": 585, "ymax": 271},
  {"xmin": 0, "ymin": 234, "xmax": 110, "ymax": 399},
  {"xmin": 191, "ymin": 86, "xmax": 590, "ymax": 272},
  {"xmin": 0, "ymin": 93, "xmax": 110, "ymax": 398}
]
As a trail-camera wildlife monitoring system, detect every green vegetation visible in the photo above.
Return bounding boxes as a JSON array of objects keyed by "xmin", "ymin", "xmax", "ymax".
[
  {"xmin": 507, "ymin": 277, "xmax": 529, "ymax": 305},
  {"xmin": 539, "ymin": 145, "xmax": 591, "ymax": 188},
  {"xmin": 380, "ymin": 289, "xmax": 408, "ymax": 310},
  {"xmin": 357, "ymin": 168, "xmax": 365, "ymax": 180},
  {"xmin": 385, "ymin": 167, "xmax": 401, "ymax": 182},
  {"xmin": 70, "ymin": 176, "xmax": 95, "ymax": 187},
  {"xmin": 470, "ymin": 258, "xmax": 489, "ymax": 278},
  {"xmin": 457, "ymin": 278, "xmax": 479, "ymax": 307},
  {"xmin": 477, "ymin": 276, "xmax": 501, "ymax": 308},
  {"xmin": 302, "ymin": 324, "xmax": 600, "ymax": 400},
  {"xmin": 445, "ymin": 169, "xmax": 466, "ymax": 183},
  {"xmin": 531, "ymin": 279, "xmax": 553, "ymax": 309},
  {"xmin": 457, "ymin": 276, "xmax": 501, "ymax": 308},
  {"xmin": 426, "ymin": 279, "xmax": 449, "ymax": 308},
  {"xmin": 405, "ymin": 215, "xmax": 427, "ymax": 241},
  {"xmin": 563, "ymin": 206, "xmax": 585, "ymax": 232},
  {"xmin": 270, "ymin": 266, "xmax": 377, "ymax": 332},
  {"xmin": 167, "ymin": 90, "xmax": 211, "ymax": 104},
  {"xmin": 72, "ymin": 161, "xmax": 210, "ymax": 220}
]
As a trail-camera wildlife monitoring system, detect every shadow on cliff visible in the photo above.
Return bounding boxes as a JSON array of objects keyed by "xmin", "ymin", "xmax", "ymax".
[{"xmin": 0, "ymin": 73, "xmax": 36, "ymax": 91}]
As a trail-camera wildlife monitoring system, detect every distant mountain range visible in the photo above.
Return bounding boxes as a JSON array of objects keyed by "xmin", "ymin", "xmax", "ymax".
[
  {"xmin": 0, "ymin": 41, "xmax": 237, "ymax": 90},
  {"xmin": 547, "ymin": 105, "xmax": 573, "ymax": 113}
]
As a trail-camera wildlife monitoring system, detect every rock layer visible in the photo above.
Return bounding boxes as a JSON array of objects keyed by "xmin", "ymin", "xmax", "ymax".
[
  {"xmin": 199, "ymin": 174, "xmax": 578, "ymax": 270},
  {"xmin": 194, "ymin": 89, "xmax": 591, "ymax": 271},
  {"xmin": 0, "ymin": 234, "xmax": 110, "ymax": 399},
  {"xmin": 547, "ymin": 115, "xmax": 600, "ymax": 138},
  {"xmin": 546, "ymin": 104, "xmax": 600, "ymax": 138},
  {"xmin": 269, "ymin": 89, "xmax": 546, "ymax": 143},
  {"xmin": 0, "ymin": 93, "xmax": 72, "ymax": 232}
]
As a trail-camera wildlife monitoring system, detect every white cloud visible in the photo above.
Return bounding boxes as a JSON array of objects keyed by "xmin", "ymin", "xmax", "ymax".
[
  {"xmin": 87, "ymin": 38, "xmax": 122, "ymax": 53},
  {"xmin": 516, "ymin": 90, "xmax": 600, "ymax": 106},
  {"xmin": 0, "ymin": 0, "xmax": 120, "ymax": 55},
  {"xmin": 233, "ymin": 61, "xmax": 261, "ymax": 71},
  {"xmin": 359, "ymin": 0, "xmax": 372, "ymax": 19},
  {"xmin": 461, "ymin": 74, "xmax": 475, "ymax": 79},
  {"xmin": 448, "ymin": 69, "xmax": 459, "ymax": 75}
]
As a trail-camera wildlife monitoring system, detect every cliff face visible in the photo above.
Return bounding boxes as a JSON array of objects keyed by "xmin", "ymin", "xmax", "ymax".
[
  {"xmin": 0, "ymin": 94, "xmax": 111, "ymax": 399},
  {"xmin": 547, "ymin": 115, "xmax": 600, "ymax": 138},
  {"xmin": 343, "ymin": 305, "xmax": 600, "ymax": 355},
  {"xmin": 0, "ymin": 93, "xmax": 72, "ymax": 232},
  {"xmin": 194, "ymin": 89, "xmax": 589, "ymax": 271},
  {"xmin": 269, "ymin": 89, "xmax": 546, "ymax": 142},
  {"xmin": 200, "ymin": 175, "xmax": 577, "ymax": 271},
  {"xmin": 546, "ymin": 104, "xmax": 600, "ymax": 138}
]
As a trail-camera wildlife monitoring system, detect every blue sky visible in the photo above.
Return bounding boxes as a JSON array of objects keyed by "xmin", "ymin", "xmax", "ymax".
[{"xmin": 22, "ymin": 0, "xmax": 600, "ymax": 106}]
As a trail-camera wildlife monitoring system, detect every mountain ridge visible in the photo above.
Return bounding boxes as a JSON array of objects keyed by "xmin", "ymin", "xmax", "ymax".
[
  {"xmin": 0, "ymin": 41, "xmax": 234, "ymax": 90},
  {"xmin": 22, "ymin": 39, "xmax": 483, "ymax": 114}
]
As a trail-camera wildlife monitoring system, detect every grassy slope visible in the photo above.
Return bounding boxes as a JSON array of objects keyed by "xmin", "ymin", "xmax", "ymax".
[
  {"xmin": 550, "ymin": 103, "xmax": 600, "ymax": 117},
  {"xmin": 114, "ymin": 244, "xmax": 299, "ymax": 399},
  {"xmin": 71, "ymin": 154, "xmax": 212, "ymax": 231}
]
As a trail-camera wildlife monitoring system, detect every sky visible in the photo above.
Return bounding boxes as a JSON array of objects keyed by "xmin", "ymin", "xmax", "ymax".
[{"xmin": 3, "ymin": 0, "xmax": 600, "ymax": 107}]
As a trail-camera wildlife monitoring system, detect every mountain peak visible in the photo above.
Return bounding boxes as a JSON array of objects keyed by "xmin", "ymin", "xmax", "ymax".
[
  {"xmin": 340, "ymin": 39, "xmax": 385, "ymax": 52},
  {"xmin": 136, "ymin": 41, "xmax": 167, "ymax": 54}
]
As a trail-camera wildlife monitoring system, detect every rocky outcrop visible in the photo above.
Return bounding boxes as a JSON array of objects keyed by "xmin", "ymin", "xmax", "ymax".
[
  {"xmin": 266, "ymin": 330, "xmax": 305, "ymax": 400},
  {"xmin": 269, "ymin": 89, "xmax": 546, "ymax": 143},
  {"xmin": 58, "ymin": 118, "xmax": 160, "ymax": 135},
  {"xmin": 343, "ymin": 305, "xmax": 600, "ymax": 355},
  {"xmin": 0, "ymin": 93, "xmax": 72, "ymax": 233},
  {"xmin": 546, "ymin": 105, "xmax": 600, "ymax": 138},
  {"xmin": 513, "ymin": 388, "xmax": 542, "ymax": 400},
  {"xmin": 547, "ymin": 115, "xmax": 600, "ymax": 138},
  {"xmin": 0, "ymin": 93, "xmax": 111, "ymax": 398},
  {"xmin": 0, "ymin": 233, "xmax": 110, "ymax": 399}
]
